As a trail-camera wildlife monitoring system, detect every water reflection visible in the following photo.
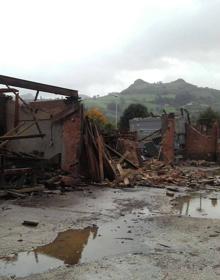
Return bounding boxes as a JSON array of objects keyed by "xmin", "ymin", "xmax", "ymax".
[
  {"xmin": 177, "ymin": 193, "xmax": 220, "ymax": 218},
  {"xmin": 211, "ymin": 198, "xmax": 218, "ymax": 207},
  {"xmin": 35, "ymin": 226, "xmax": 98, "ymax": 265},
  {"xmin": 0, "ymin": 208, "xmax": 149, "ymax": 278},
  {"xmin": 0, "ymin": 226, "xmax": 98, "ymax": 278}
]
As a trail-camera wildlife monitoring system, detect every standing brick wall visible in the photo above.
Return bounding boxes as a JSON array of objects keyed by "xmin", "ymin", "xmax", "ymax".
[
  {"xmin": 62, "ymin": 110, "xmax": 81, "ymax": 175},
  {"xmin": 161, "ymin": 116, "xmax": 175, "ymax": 163},
  {"xmin": 185, "ymin": 123, "xmax": 219, "ymax": 161}
]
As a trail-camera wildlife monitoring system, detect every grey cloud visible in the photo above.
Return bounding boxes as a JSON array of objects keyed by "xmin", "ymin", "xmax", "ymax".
[
  {"xmin": 72, "ymin": 1, "xmax": 220, "ymax": 93},
  {"xmin": 3, "ymin": 1, "xmax": 220, "ymax": 95}
]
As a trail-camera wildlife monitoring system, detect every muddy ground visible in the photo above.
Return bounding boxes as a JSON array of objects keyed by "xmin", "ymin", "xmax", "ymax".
[{"xmin": 1, "ymin": 183, "xmax": 220, "ymax": 279}]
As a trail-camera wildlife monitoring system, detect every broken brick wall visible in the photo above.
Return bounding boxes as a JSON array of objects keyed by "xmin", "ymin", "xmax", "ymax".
[
  {"xmin": 62, "ymin": 108, "xmax": 82, "ymax": 174},
  {"xmin": 6, "ymin": 100, "xmax": 66, "ymax": 159},
  {"xmin": 5, "ymin": 99, "xmax": 82, "ymax": 173},
  {"xmin": 161, "ymin": 115, "xmax": 175, "ymax": 163},
  {"xmin": 185, "ymin": 123, "xmax": 220, "ymax": 161},
  {"xmin": 117, "ymin": 138, "xmax": 140, "ymax": 167}
]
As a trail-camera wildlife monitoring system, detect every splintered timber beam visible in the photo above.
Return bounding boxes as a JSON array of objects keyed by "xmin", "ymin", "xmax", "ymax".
[
  {"xmin": 82, "ymin": 118, "xmax": 116, "ymax": 182},
  {"xmin": 0, "ymin": 168, "xmax": 33, "ymax": 175},
  {"xmin": 0, "ymin": 88, "xmax": 18, "ymax": 94},
  {"xmin": 0, "ymin": 79, "xmax": 42, "ymax": 135},
  {"xmin": 0, "ymin": 75, "xmax": 78, "ymax": 97},
  {"xmin": 0, "ymin": 122, "xmax": 35, "ymax": 149},
  {"xmin": 105, "ymin": 144, "xmax": 139, "ymax": 169},
  {"xmin": 2, "ymin": 122, "xmax": 25, "ymax": 137},
  {"xmin": 0, "ymin": 75, "xmax": 78, "ymax": 137},
  {"xmin": 0, "ymin": 134, "xmax": 45, "ymax": 141}
]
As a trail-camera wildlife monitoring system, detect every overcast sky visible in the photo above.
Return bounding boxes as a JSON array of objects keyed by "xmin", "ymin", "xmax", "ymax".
[{"xmin": 1, "ymin": 0, "xmax": 220, "ymax": 96}]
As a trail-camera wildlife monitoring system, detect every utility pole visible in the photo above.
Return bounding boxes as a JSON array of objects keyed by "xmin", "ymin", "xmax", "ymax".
[{"xmin": 113, "ymin": 95, "xmax": 118, "ymax": 129}]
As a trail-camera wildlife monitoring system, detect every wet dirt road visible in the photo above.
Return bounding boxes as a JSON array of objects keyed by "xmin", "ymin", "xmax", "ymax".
[{"xmin": 1, "ymin": 186, "xmax": 220, "ymax": 279}]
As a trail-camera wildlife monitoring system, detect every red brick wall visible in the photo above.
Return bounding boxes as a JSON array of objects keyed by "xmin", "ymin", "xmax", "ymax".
[
  {"xmin": 29, "ymin": 100, "xmax": 67, "ymax": 115},
  {"xmin": 30, "ymin": 100, "xmax": 82, "ymax": 173},
  {"xmin": 7, "ymin": 99, "xmax": 82, "ymax": 173},
  {"xmin": 161, "ymin": 116, "xmax": 175, "ymax": 163},
  {"xmin": 117, "ymin": 138, "xmax": 140, "ymax": 167},
  {"xmin": 185, "ymin": 124, "xmax": 218, "ymax": 161},
  {"xmin": 62, "ymin": 109, "xmax": 81, "ymax": 174}
]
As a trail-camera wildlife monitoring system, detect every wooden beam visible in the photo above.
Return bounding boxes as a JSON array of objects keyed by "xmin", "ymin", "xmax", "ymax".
[
  {"xmin": 0, "ymin": 75, "xmax": 78, "ymax": 97},
  {"xmin": 0, "ymin": 88, "xmax": 18, "ymax": 94},
  {"xmin": 34, "ymin": 90, "xmax": 39, "ymax": 101},
  {"xmin": 0, "ymin": 134, "xmax": 45, "ymax": 141},
  {"xmin": 0, "ymin": 122, "xmax": 35, "ymax": 148},
  {"xmin": 14, "ymin": 93, "xmax": 19, "ymax": 127},
  {"xmin": 105, "ymin": 144, "xmax": 139, "ymax": 169},
  {"xmin": 0, "ymin": 168, "xmax": 32, "ymax": 175}
]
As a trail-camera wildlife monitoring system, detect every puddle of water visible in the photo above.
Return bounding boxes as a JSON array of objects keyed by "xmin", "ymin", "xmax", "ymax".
[
  {"xmin": 0, "ymin": 209, "xmax": 150, "ymax": 278},
  {"xmin": 176, "ymin": 192, "xmax": 220, "ymax": 218},
  {"xmin": 0, "ymin": 252, "xmax": 63, "ymax": 278}
]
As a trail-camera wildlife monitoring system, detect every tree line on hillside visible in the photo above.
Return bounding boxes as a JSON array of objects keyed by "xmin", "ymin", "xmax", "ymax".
[{"xmin": 86, "ymin": 104, "xmax": 220, "ymax": 132}]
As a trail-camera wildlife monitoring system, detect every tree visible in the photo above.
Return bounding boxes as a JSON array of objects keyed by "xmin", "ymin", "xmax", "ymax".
[
  {"xmin": 86, "ymin": 107, "xmax": 115, "ymax": 134},
  {"xmin": 86, "ymin": 108, "xmax": 108, "ymax": 126},
  {"xmin": 119, "ymin": 104, "xmax": 149, "ymax": 131},
  {"xmin": 197, "ymin": 107, "xmax": 220, "ymax": 128}
]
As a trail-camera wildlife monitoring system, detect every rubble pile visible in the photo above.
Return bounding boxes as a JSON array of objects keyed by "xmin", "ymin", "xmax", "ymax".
[
  {"xmin": 108, "ymin": 159, "xmax": 220, "ymax": 190},
  {"xmin": 138, "ymin": 159, "xmax": 209, "ymax": 188}
]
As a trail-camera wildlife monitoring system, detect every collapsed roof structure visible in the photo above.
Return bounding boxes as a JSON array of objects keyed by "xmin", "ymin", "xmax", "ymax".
[
  {"xmin": 0, "ymin": 75, "xmax": 83, "ymax": 191},
  {"xmin": 0, "ymin": 75, "xmax": 140, "ymax": 194}
]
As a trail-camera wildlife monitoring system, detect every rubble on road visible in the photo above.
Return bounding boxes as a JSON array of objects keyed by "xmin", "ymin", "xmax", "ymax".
[{"xmin": 107, "ymin": 159, "xmax": 220, "ymax": 190}]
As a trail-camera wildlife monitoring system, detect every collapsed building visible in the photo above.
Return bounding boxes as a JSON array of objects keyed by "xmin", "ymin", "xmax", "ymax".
[
  {"xmin": 0, "ymin": 75, "xmax": 82, "ymax": 190},
  {"xmin": 2, "ymin": 74, "xmax": 220, "ymax": 194},
  {"xmin": 0, "ymin": 75, "xmax": 141, "ymax": 193},
  {"xmin": 130, "ymin": 109, "xmax": 220, "ymax": 163}
]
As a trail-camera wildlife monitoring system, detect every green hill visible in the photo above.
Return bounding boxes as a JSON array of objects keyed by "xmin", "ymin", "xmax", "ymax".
[{"xmin": 83, "ymin": 79, "xmax": 220, "ymax": 122}]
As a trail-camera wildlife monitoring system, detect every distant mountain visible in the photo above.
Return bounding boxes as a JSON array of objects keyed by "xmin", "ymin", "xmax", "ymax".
[
  {"xmin": 125, "ymin": 79, "xmax": 151, "ymax": 91},
  {"xmin": 84, "ymin": 78, "xmax": 220, "ymax": 121},
  {"xmin": 120, "ymin": 78, "xmax": 215, "ymax": 96}
]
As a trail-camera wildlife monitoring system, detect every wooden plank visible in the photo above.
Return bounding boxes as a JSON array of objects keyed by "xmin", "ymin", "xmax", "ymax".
[
  {"xmin": 0, "ymin": 88, "xmax": 18, "ymax": 94},
  {"xmin": 105, "ymin": 144, "xmax": 139, "ymax": 169},
  {"xmin": 103, "ymin": 155, "xmax": 117, "ymax": 181},
  {"xmin": 89, "ymin": 121, "xmax": 116, "ymax": 181},
  {"xmin": 123, "ymin": 177, "xmax": 130, "ymax": 186},
  {"xmin": 1, "ymin": 122, "xmax": 25, "ymax": 137},
  {"xmin": 83, "ymin": 123, "xmax": 100, "ymax": 181},
  {"xmin": 116, "ymin": 163, "xmax": 130, "ymax": 186},
  {"xmin": 7, "ymin": 190, "xmax": 27, "ymax": 198},
  {"xmin": 119, "ymin": 151, "xmax": 130, "ymax": 164},
  {"xmin": 12, "ymin": 186, "xmax": 45, "ymax": 193},
  {"xmin": 14, "ymin": 93, "xmax": 20, "ymax": 127},
  {"xmin": 86, "ymin": 120, "xmax": 101, "ymax": 181},
  {"xmin": 0, "ymin": 122, "xmax": 34, "ymax": 148},
  {"xmin": 0, "ymin": 168, "xmax": 32, "ymax": 175},
  {"xmin": 116, "ymin": 163, "xmax": 124, "ymax": 176},
  {"xmin": 0, "ymin": 134, "xmax": 45, "ymax": 141},
  {"xmin": 0, "ymin": 75, "xmax": 78, "ymax": 97},
  {"xmin": 83, "ymin": 118, "xmax": 116, "ymax": 182},
  {"xmin": 34, "ymin": 90, "xmax": 39, "ymax": 101},
  {"xmin": 94, "ymin": 124, "xmax": 104, "ymax": 182}
]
